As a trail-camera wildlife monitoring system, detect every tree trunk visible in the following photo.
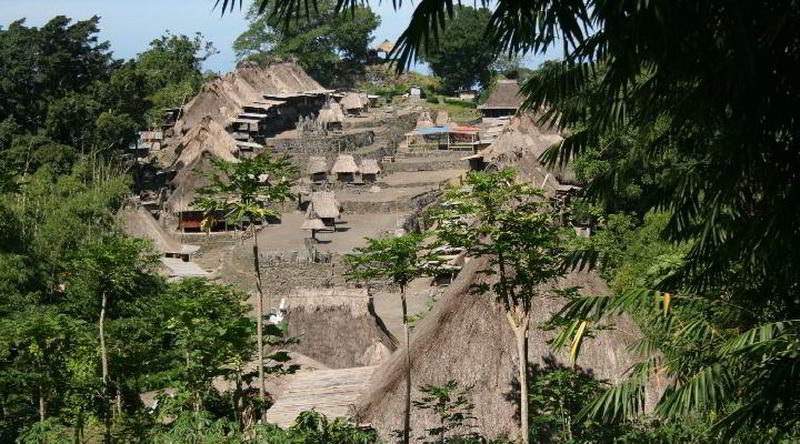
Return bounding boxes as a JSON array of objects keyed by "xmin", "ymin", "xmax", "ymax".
[
  {"xmin": 401, "ymin": 286, "xmax": 411, "ymax": 444},
  {"xmin": 510, "ymin": 316, "xmax": 530, "ymax": 444},
  {"xmin": 252, "ymin": 225, "xmax": 266, "ymax": 411},
  {"xmin": 38, "ymin": 386, "xmax": 45, "ymax": 423},
  {"xmin": 99, "ymin": 291, "xmax": 111, "ymax": 444}
]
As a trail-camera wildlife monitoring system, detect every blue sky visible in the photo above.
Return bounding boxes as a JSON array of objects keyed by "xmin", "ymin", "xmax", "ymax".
[{"xmin": 0, "ymin": 0, "xmax": 559, "ymax": 75}]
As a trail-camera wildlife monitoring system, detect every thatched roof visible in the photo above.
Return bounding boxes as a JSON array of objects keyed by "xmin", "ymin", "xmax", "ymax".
[
  {"xmin": 360, "ymin": 159, "xmax": 381, "ymax": 175},
  {"xmin": 174, "ymin": 61, "xmax": 327, "ymax": 134},
  {"xmin": 307, "ymin": 156, "xmax": 328, "ymax": 174},
  {"xmin": 477, "ymin": 112, "xmax": 574, "ymax": 192},
  {"xmin": 317, "ymin": 102, "xmax": 345, "ymax": 124},
  {"xmin": 331, "ymin": 154, "xmax": 359, "ymax": 174},
  {"xmin": 285, "ymin": 287, "xmax": 397, "ymax": 368},
  {"xmin": 301, "ymin": 217, "xmax": 326, "ymax": 231},
  {"xmin": 480, "ymin": 79, "xmax": 524, "ymax": 110},
  {"xmin": 416, "ymin": 111, "xmax": 435, "ymax": 129},
  {"xmin": 341, "ymin": 93, "xmax": 365, "ymax": 111},
  {"xmin": 434, "ymin": 110, "xmax": 449, "ymax": 126},
  {"xmin": 169, "ymin": 117, "xmax": 239, "ymax": 171},
  {"xmin": 120, "ymin": 206, "xmax": 199, "ymax": 255},
  {"xmin": 357, "ymin": 258, "xmax": 667, "ymax": 440},
  {"xmin": 308, "ymin": 191, "xmax": 340, "ymax": 219},
  {"xmin": 166, "ymin": 152, "xmax": 237, "ymax": 213},
  {"xmin": 376, "ymin": 39, "xmax": 394, "ymax": 53}
]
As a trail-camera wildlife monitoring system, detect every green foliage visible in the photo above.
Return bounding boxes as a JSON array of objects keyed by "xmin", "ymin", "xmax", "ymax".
[
  {"xmin": 413, "ymin": 381, "xmax": 480, "ymax": 443},
  {"xmin": 233, "ymin": 0, "xmax": 380, "ymax": 87},
  {"xmin": 344, "ymin": 233, "xmax": 442, "ymax": 293},
  {"xmin": 193, "ymin": 151, "xmax": 298, "ymax": 228},
  {"xmin": 418, "ymin": 5, "xmax": 496, "ymax": 94}
]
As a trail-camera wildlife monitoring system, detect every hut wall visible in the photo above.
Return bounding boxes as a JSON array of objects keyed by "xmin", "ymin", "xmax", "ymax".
[
  {"xmin": 311, "ymin": 172, "xmax": 328, "ymax": 182},
  {"xmin": 480, "ymin": 108, "xmax": 517, "ymax": 118},
  {"xmin": 336, "ymin": 172, "xmax": 355, "ymax": 183}
]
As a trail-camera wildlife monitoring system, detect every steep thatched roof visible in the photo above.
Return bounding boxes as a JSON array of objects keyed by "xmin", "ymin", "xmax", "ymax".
[
  {"xmin": 120, "ymin": 206, "xmax": 199, "ymax": 255},
  {"xmin": 434, "ymin": 110, "xmax": 449, "ymax": 126},
  {"xmin": 308, "ymin": 191, "xmax": 340, "ymax": 219},
  {"xmin": 416, "ymin": 111, "xmax": 435, "ymax": 129},
  {"xmin": 480, "ymin": 79, "xmax": 524, "ymax": 110},
  {"xmin": 331, "ymin": 154, "xmax": 359, "ymax": 174},
  {"xmin": 169, "ymin": 117, "xmax": 239, "ymax": 171},
  {"xmin": 376, "ymin": 39, "xmax": 394, "ymax": 53},
  {"xmin": 477, "ymin": 112, "xmax": 575, "ymax": 192},
  {"xmin": 360, "ymin": 159, "xmax": 381, "ymax": 175},
  {"xmin": 174, "ymin": 61, "xmax": 327, "ymax": 134},
  {"xmin": 285, "ymin": 287, "xmax": 398, "ymax": 368},
  {"xmin": 165, "ymin": 151, "xmax": 239, "ymax": 213},
  {"xmin": 307, "ymin": 156, "xmax": 328, "ymax": 175},
  {"xmin": 341, "ymin": 93, "xmax": 364, "ymax": 111},
  {"xmin": 357, "ymin": 258, "xmax": 667, "ymax": 440}
]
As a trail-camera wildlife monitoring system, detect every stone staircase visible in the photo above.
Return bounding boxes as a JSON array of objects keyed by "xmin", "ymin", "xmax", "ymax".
[{"xmin": 267, "ymin": 366, "xmax": 377, "ymax": 428}]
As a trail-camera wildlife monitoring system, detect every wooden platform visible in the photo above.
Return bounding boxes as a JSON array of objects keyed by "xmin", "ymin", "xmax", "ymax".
[{"xmin": 267, "ymin": 366, "xmax": 377, "ymax": 427}]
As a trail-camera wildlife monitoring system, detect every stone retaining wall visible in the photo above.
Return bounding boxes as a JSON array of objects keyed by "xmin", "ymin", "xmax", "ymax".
[{"xmin": 267, "ymin": 130, "xmax": 376, "ymax": 154}]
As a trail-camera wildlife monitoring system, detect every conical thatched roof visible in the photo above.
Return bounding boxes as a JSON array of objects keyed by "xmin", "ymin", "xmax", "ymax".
[
  {"xmin": 285, "ymin": 287, "xmax": 397, "ymax": 368},
  {"xmin": 120, "ymin": 206, "xmax": 199, "ymax": 255},
  {"xmin": 416, "ymin": 111, "xmax": 435, "ymax": 129},
  {"xmin": 434, "ymin": 110, "xmax": 449, "ymax": 126},
  {"xmin": 340, "ymin": 93, "xmax": 364, "ymax": 111},
  {"xmin": 357, "ymin": 258, "xmax": 666, "ymax": 440},
  {"xmin": 479, "ymin": 79, "xmax": 524, "ymax": 110},
  {"xmin": 307, "ymin": 156, "xmax": 328, "ymax": 175},
  {"xmin": 301, "ymin": 217, "xmax": 326, "ymax": 231},
  {"xmin": 331, "ymin": 154, "xmax": 359, "ymax": 174},
  {"xmin": 166, "ymin": 151, "xmax": 238, "ymax": 213},
  {"xmin": 478, "ymin": 112, "xmax": 574, "ymax": 192},
  {"xmin": 307, "ymin": 191, "xmax": 340, "ymax": 219},
  {"xmin": 170, "ymin": 117, "xmax": 239, "ymax": 172},
  {"xmin": 376, "ymin": 39, "xmax": 394, "ymax": 53},
  {"xmin": 360, "ymin": 159, "xmax": 381, "ymax": 175}
]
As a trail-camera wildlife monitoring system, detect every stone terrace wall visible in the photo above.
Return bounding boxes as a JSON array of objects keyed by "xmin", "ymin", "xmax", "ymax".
[{"xmin": 267, "ymin": 130, "xmax": 375, "ymax": 154}]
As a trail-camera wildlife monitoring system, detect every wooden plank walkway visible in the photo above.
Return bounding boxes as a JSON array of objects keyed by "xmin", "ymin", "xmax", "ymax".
[{"xmin": 267, "ymin": 366, "xmax": 377, "ymax": 427}]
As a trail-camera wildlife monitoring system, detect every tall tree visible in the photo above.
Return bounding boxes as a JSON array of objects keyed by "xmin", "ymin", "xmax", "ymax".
[
  {"xmin": 345, "ymin": 233, "xmax": 442, "ymax": 444},
  {"xmin": 417, "ymin": 5, "xmax": 496, "ymax": 94},
  {"xmin": 435, "ymin": 169, "xmax": 564, "ymax": 444},
  {"xmin": 192, "ymin": 152, "xmax": 296, "ymax": 415},
  {"xmin": 233, "ymin": 0, "xmax": 380, "ymax": 87}
]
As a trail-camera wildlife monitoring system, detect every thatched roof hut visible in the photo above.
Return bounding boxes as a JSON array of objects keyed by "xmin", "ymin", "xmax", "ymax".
[
  {"xmin": 307, "ymin": 156, "xmax": 327, "ymax": 175},
  {"xmin": 356, "ymin": 258, "xmax": 667, "ymax": 440},
  {"xmin": 341, "ymin": 93, "xmax": 365, "ymax": 112},
  {"xmin": 478, "ymin": 79, "xmax": 524, "ymax": 117},
  {"xmin": 416, "ymin": 111, "xmax": 435, "ymax": 129},
  {"xmin": 120, "ymin": 206, "xmax": 199, "ymax": 256},
  {"xmin": 308, "ymin": 191, "xmax": 341, "ymax": 219},
  {"xmin": 331, "ymin": 154, "xmax": 359, "ymax": 174},
  {"xmin": 317, "ymin": 102, "xmax": 345, "ymax": 127},
  {"xmin": 434, "ymin": 110, "xmax": 449, "ymax": 126},
  {"xmin": 285, "ymin": 287, "xmax": 397, "ymax": 368},
  {"xmin": 165, "ymin": 151, "xmax": 239, "ymax": 214},
  {"xmin": 360, "ymin": 159, "xmax": 381, "ymax": 175}
]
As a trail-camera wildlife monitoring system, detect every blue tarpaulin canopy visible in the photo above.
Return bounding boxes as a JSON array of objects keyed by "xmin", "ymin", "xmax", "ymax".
[{"xmin": 415, "ymin": 126, "xmax": 450, "ymax": 135}]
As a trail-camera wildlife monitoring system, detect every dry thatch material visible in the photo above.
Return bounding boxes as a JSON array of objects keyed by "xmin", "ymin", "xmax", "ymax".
[
  {"xmin": 174, "ymin": 61, "xmax": 326, "ymax": 134},
  {"xmin": 478, "ymin": 112, "xmax": 575, "ymax": 192},
  {"xmin": 301, "ymin": 217, "xmax": 326, "ymax": 231},
  {"xmin": 434, "ymin": 110, "xmax": 449, "ymax": 126},
  {"xmin": 120, "ymin": 206, "xmax": 198, "ymax": 255},
  {"xmin": 341, "ymin": 93, "xmax": 365, "ymax": 111},
  {"xmin": 307, "ymin": 156, "xmax": 328, "ymax": 175},
  {"xmin": 360, "ymin": 159, "xmax": 381, "ymax": 175},
  {"xmin": 357, "ymin": 258, "xmax": 666, "ymax": 440},
  {"xmin": 169, "ymin": 117, "xmax": 239, "ymax": 171},
  {"xmin": 308, "ymin": 191, "xmax": 340, "ymax": 219},
  {"xmin": 480, "ymin": 79, "xmax": 524, "ymax": 110},
  {"xmin": 285, "ymin": 287, "xmax": 398, "ymax": 368},
  {"xmin": 331, "ymin": 154, "xmax": 359, "ymax": 174},
  {"xmin": 166, "ymin": 152, "xmax": 236, "ymax": 213},
  {"xmin": 317, "ymin": 102, "xmax": 345, "ymax": 125},
  {"xmin": 416, "ymin": 111, "xmax": 435, "ymax": 128}
]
